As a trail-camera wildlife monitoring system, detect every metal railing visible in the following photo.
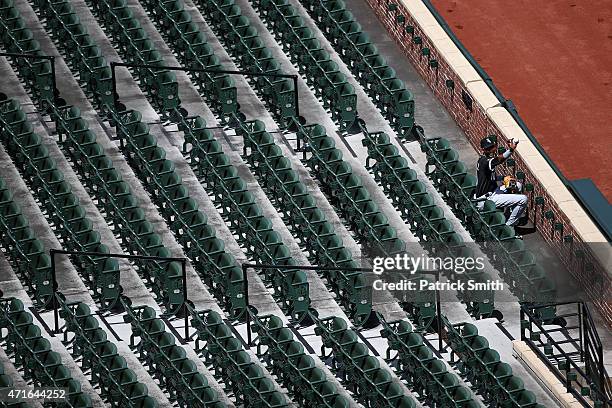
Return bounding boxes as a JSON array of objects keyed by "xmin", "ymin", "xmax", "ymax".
[
  {"xmin": 49, "ymin": 249, "xmax": 189, "ymax": 336},
  {"xmin": 109, "ymin": 61, "xmax": 300, "ymax": 117},
  {"xmin": 520, "ymin": 302, "xmax": 611, "ymax": 406}
]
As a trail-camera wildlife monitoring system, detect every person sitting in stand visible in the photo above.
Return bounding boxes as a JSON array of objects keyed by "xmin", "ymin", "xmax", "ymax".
[{"xmin": 475, "ymin": 136, "xmax": 528, "ymax": 230}]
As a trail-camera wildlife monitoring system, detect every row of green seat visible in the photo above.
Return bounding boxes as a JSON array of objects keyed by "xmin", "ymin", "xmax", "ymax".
[
  {"xmin": 362, "ymin": 131, "xmax": 498, "ymax": 319},
  {"xmin": 0, "ymin": 176, "xmax": 53, "ymax": 308},
  {"xmin": 0, "ymin": 0, "xmax": 56, "ymax": 108},
  {"xmin": 187, "ymin": 0, "xmax": 296, "ymax": 123},
  {"xmin": 249, "ymin": 0, "xmax": 359, "ymax": 129},
  {"xmin": 295, "ymin": 123, "xmax": 435, "ymax": 329},
  {"xmin": 31, "ymin": 0, "xmax": 258, "ymax": 321},
  {"xmin": 178, "ymin": 116, "xmax": 311, "ymax": 322},
  {"xmin": 289, "ymin": 0, "xmax": 548, "ymax": 316},
  {"xmin": 50, "ymin": 103, "xmax": 184, "ymax": 313},
  {"xmin": 26, "ymin": 0, "xmax": 247, "ymax": 318},
  {"xmin": 123, "ymin": 305, "xmax": 225, "ymax": 407},
  {"xmin": 138, "ymin": 0, "xmax": 239, "ymax": 116},
  {"xmin": 0, "ymin": 361, "xmax": 28, "ymax": 408},
  {"xmin": 0, "ymin": 99, "xmax": 122, "ymax": 310},
  {"xmin": 28, "ymin": 0, "xmax": 253, "ymax": 321},
  {"xmin": 179, "ymin": 114, "xmax": 311, "ymax": 322},
  {"xmin": 109, "ymin": 109, "xmax": 247, "ymax": 319},
  {"xmin": 191, "ymin": 309, "xmax": 290, "ymax": 407},
  {"xmin": 380, "ymin": 317, "xmax": 478, "ymax": 407},
  {"xmin": 0, "ymin": 297, "xmax": 93, "ymax": 408},
  {"xmin": 363, "ymin": 132, "xmax": 457, "ymax": 244},
  {"xmin": 253, "ymin": 313, "xmax": 351, "ymax": 407},
  {"xmin": 421, "ymin": 133, "xmax": 557, "ymax": 322},
  {"xmin": 32, "ymin": 0, "xmax": 114, "ymax": 109},
  {"xmin": 288, "ymin": 0, "xmax": 552, "ymax": 321},
  {"xmin": 297, "ymin": 0, "xmax": 415, "ymax": 134},
  {"xmin": 58, "ymin": 298, "xmax": 157, "ymax": 407},
  {"xmin": 137, "ymin": 0, "xmax": 368, "ymax": 326},
  {"xmin": 314, "ymin": 316, "xmax": 416, "ymax": 407},
  {"xmin": 74, "ymin": 0, "xmax": 308, "ymax": 323},
  {"xmin": 446, "ymin": 321, "xmax": 544, "ymax": 408},
  {"xmin": 235, "ymin": 119, "xmax": 373, "ymax": 326},
  {"xmin": 84, "ymin": 0, "xmax": 180, "ymax": 113}
]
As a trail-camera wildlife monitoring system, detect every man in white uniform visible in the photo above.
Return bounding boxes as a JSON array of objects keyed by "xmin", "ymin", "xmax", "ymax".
[{"xmin": 475, "ymin": 136, "xmax": 527, "ymax": 227}]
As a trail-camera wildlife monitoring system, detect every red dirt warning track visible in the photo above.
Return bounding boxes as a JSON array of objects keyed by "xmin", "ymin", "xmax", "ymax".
[{"xmin": 431, "ymin": 0, "xmax": 612, "ymax": 201}]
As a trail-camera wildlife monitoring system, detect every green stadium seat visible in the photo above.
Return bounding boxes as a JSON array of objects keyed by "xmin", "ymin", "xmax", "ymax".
[
  {"xmin": 0, "ymin": 298, "xmax": 92, "ymax": 406},
  {"xmin": 297, "ymin": 0, "xmax": 414, "ymax": 133},
  {"xmin": 249, "ymin": 0, "xmax": 359, "ymax": 129},
  {"xmin": 0, "ymin": 100, "xmax": 123, "ymax": 310}
]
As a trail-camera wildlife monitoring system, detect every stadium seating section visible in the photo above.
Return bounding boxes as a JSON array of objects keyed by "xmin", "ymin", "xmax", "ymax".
[
  {"xmin": 0, "ymin": 176, "xmax": 54, "ymax": 308},
  {"xmin": 123, "ymin": 305, "xmax": 225, "ymax": 407},
  {"xmin": 32, "ymin": 0, "xmax": 114, "ymax": 109},
  {"xmin": 314, "ymin": 316, "xmax": 416, "ymax": 407},
  {"xmin": 418, "ymin": 131, "xmax": 557, "ymax": 321},
  {"xmin": 85, "ymin": 0, "xmax": 181, "ymax": 113},
  {"xmin": 235, "ymin": 119, "xmax": 373, "ymax": 325},
  {"xmin": 191, "ymin": 309, "xmax": 289, "ymax": 407},
  {"xmin": 253, "ymin": 313, "xmax": 351, "ymax": 407},
  {"xmin": 445, "ymin": 320, "xmax": 546, "ymax": 408},
  {"xmin": 0, "ymin": 0, "xmax": 595, "ymax": 406},
  {"xmin": 380, "ymin": 316, "xmax": 479, "ymax": 407},
  {"xmin": 249, "ymin": 0, "xmax": 359, "ymax": 129},
  {"xmin": 185, "ymin": 0, "xmax": 296, "ymax": 123},
  {"xmin": 0, "ymin": 298, "xmax": 93, "ymax": 407},
  {"xmin": 138, "ymin": 0, "xmax": 239, "ymax": 116},
  {"xmin": 0, "ymin": 4, "xmax": 55, "ymax": 108},
  {"xmin": 0, "ymin": 99, "xmax": 123, "ymax": 311},
  {"xmin": 296, "ymin": 0, "xmax": 415, "ymax": 134}
]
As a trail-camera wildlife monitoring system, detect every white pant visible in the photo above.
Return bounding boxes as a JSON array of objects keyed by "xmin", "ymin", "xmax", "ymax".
[{"xmin": 488, "ymin": 192, "xmax": 528, "ymax": 226}]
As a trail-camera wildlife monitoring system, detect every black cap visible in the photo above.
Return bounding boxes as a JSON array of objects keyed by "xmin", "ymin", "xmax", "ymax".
[{"xmin": 480, "ymin": 137, "xmax": 496, "ymax": 150}]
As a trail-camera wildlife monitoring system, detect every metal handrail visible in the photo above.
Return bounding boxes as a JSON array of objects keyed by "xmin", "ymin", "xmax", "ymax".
[
  {"xmin": 521, "ymin": 304, "xmax": 611, "ymax": 406},
  {"xmin": 109, "ymin": 61, "xmax": 300, "ymax": 119},
  {"xmin": 581, "ymin": 303, "xmax": 611, "ymax": 399}
]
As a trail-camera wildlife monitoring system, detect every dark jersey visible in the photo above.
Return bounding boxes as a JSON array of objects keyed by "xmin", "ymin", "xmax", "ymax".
[{"xmin": 475, "ymin": 155, "xmax": 501, "ymax": 197}]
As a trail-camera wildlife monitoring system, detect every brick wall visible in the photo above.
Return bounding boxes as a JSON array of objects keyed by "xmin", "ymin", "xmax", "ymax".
[{"xmin": 366, "ymin": 0, "xmax": 611, "ymax": 326}]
